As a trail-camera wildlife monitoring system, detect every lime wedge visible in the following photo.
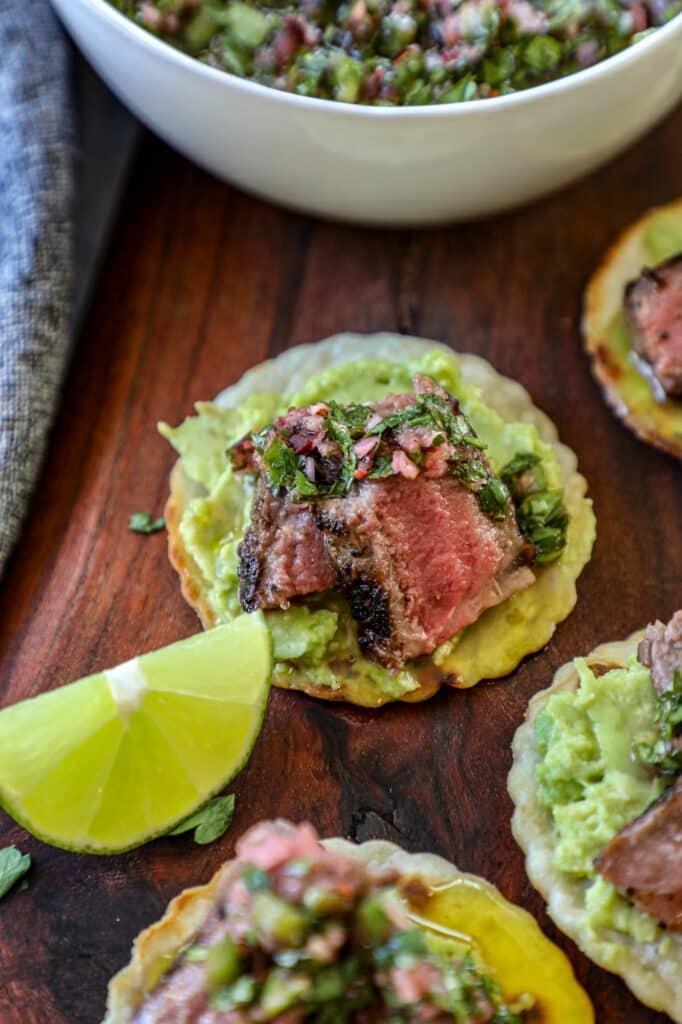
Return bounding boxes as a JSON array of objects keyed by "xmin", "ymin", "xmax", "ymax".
[{"xmin": 0, "ymin": 614, "xmax": 271, "ymax": 853}]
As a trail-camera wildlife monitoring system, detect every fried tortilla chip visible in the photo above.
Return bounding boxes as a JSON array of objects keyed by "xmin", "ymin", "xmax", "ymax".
[
  {"xmin": 166, "ymin": 334, "xmax": 595, "ymax": 706},
  {"xmin": 583, "ymin": 197, "xmax": 682, "ymax": 459},
  {"xmin": 509, "ymin": 635, "xmax": 682, "ymax": 1023}
]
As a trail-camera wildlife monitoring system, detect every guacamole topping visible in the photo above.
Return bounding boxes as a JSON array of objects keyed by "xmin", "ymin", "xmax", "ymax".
[
  {"xmin": 111, "ymin": 0, "xmax": 681, "ymax": 106},
  {"xmin": 161, "ymin": 348, "xmax": 591, "ymax": 704},
  {"xmin": 534, "ymin": 655, "xmax": 672, "ymax": 946}
]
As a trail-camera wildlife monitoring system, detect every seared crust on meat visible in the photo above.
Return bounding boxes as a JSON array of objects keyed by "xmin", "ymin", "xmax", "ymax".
[
  {"xmin": 509, "ymin": 634, "xmax": 682, "ymax": 1022},
  {"xmin": 103, "ymin": 834, "xmax": 591, "ymax": 1024},
  {"xmin": 582, "ymin": 197, "xmax": 682, "ymax": 459},
  {"xmin": 166, "ymin": 333, "xmax": 594, "ymax": 705}
]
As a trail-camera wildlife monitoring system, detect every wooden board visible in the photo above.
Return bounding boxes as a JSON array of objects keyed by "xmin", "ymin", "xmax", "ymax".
[{"xmin": 0, "ymin": 107, "xmax": 681, "ymax": 1023}]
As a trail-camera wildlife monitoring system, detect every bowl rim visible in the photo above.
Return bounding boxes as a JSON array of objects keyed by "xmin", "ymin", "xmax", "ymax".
[{"xmin": 65, "ymin": 0, "xmax": 682, "ymax": 118}]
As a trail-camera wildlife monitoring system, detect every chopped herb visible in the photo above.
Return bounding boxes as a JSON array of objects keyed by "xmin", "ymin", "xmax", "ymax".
[
  {"xmin": 500, "ymin": 451, "xmax": 546, "ymax": 500},
  {"xmin": 636, "ymin": 669, "xmax": 682, "ymax": 776},
  {"xmin": 241, "ymin": 864, "xmax": 272, "ymax": 892},
  {"xmin": 367, "ymin": 456, "xmax": 395, "ymax": 479},
  {"xmin": 129, "ymin": 511, "xmax": 165, "ymax": 534},
  {"xmin": 263, "ymin": 438, "xmax": 297, "ymax": 493},
  {"xmin": 294, "ymin": 470, "xmax": 319, "ymax": 497},
  {"xmin": 501, "ymin": 452, "xmax": 568, "ymax": 565},
  {"xmin": 168, "ymin": 794, "xmax": 235, "ymax": 845},
  {"xmin": 0, "ymin": 846, "xmax": 31, "ymax": 901},
  {"xmin": 516, "ymin": 489, "xmax": 568, "ymax": 564},
  {"xmin": 477, "ymin": 477, "xmax": 511, "ymax": 520}
]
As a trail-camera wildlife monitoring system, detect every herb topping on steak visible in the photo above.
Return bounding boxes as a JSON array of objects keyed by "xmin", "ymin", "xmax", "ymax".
[
  {"xmin": 232, "ymin": 377, "xmax": 570, "ymax": 668},
  {"xmin": 624, "ymin": 254, "xmax": 682, "ymax": 399}
]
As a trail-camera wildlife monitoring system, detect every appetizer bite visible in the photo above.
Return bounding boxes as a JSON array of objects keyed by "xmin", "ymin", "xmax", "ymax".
[
  {"xmin": 162, "ymin": 334, "xmax": 595, "ymax": 706},
  {"xmin": 104, "ymin": 819, "xmax": 594, "ymax": 1023},
  {"xmin": 509, "ymin": 610, "xmax": 682, "ymax": 1021},
  {"xmin": 110, "ymin": 0, "xmax": 682, "ymax": 106},
  {"xmin": 583, "ymin": 197, "xmax": 682, "ymax": 457}
]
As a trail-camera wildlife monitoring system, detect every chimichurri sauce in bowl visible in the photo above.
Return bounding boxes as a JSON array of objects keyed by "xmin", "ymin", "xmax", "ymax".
[{"xmin": 112, "ymin": 0, "xmax": 681, "ymax": 105}]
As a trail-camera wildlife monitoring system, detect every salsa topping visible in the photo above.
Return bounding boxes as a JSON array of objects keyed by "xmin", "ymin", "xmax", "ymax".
[
  {"xmin": 113, "ymin": 0, "xmax": 681, "ymax": 105},
  {"xmin": 133, "ymin": 820, "xmax": 533, "ymax": 1023},
  {"xmin": 231, "ymin": 377, "xmax": 568, "ymax": 565},
  {"xmin": 233, "ymin": 375, "xmax": 508, "ymax": 517}
]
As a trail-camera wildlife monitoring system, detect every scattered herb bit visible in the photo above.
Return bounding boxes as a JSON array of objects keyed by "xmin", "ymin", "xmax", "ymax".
[
  {"xmin": 168, "ymin": 794, "xmax": 235, "ymax": 845},
  {"xmin": 636, "ymin": 669, "xmax": 682, "ymax": 776},
  {"xmin": 501, "ymin": 452, "xmax": 568, "ymax": 565},
  {"xmin": 129, "ymin": 511, "xmax": 165, "ymax": 534},
  {"xmin": 0, "ymin": 846, "xmax": 31, "ymax": 901}
]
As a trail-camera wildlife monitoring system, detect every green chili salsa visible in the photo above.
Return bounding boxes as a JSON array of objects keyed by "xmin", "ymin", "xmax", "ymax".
[{"xmin": 112, "ymin": 0, "xmax": 680, "ymax": 105}]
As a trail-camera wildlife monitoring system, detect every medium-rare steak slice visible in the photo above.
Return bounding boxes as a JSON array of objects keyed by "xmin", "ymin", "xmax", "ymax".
[
  {"xmin": 232, "ymin": 376, "xmax": 553, "ymax": 668},
  {"xmin": 595, "ymin": 777, "xmax": 682, "ymax": 931},
  {"xmin": 624, "ymin": 254, "xmax": 682, "ymax": 398},
  {"xmin": 238, "ymin": 478, "xmax": 335, "ymax": 611},
  {"xmin": 638, "ymin": 609, "xmax": 682, "ymax": 694},
  {"xmin": 315, "ymin": 475, "xmax": 534, "ymax": 669}
]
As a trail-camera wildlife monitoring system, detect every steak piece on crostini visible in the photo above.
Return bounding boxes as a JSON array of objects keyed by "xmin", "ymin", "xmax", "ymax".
[
  {"xmin": 315, "ymin": 474, "xmax": 534, "ymax": 670},
  {"xmin": 595, "ymin": 776, "xmax": 682, "ymax": 932},
  {"xmin": 638, "ymin": 609, "xmax": 682, "ymax": 695},
  {"xmin": 238, "ymin": 479, "xmax": 335, "ymax": 611},
  {"xmin": 234, "ymin": 377, "xmax": 535, "ymax": 668},
  {"xmin": 624, "ymin": 254, "xmax": 682, "ymax": 398}
]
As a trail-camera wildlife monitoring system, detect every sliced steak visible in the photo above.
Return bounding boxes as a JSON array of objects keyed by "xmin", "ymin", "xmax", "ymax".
[
  {"xmin": 638, "ymin": 609, "xmax": 682, "ymax": 695},
  {"xmin": 238, "ymin": 478, "xmax": 335, "ymax": 611},
  {"xmin": 234, "ymin": 377, "xmax": 538, "ymax": 668},
  {"xmin": 624, "ymin": 254, "xmax": 682, "ymax": 398},
  {"xmin": 595, "ymin": 777, "xmax": 682, "ymax": 931},
  {"xmin": 315, "ymin": 475, "xmax": 533, "ymax": 669}
]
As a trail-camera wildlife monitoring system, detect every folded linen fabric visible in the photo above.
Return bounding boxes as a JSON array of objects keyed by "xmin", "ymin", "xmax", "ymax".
[{"xmin": 0, "ymin": 0, "xmax": 74, "ymax": 577}]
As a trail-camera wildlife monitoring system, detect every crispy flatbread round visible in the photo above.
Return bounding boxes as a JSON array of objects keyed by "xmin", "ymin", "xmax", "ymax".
[
  {"xmin": 582, "ymin": 197, "xmax": 682, "ymax": 459},
  {"xmin": 103, "ymin": 833, "xmax": 590, "ymax": 1024},
  {"xmin": 508, "ymin": 635, "xmax": 682, "ymax": 1022},
  {"xmin": 166, "ymin": 333, "xmax": 594, "ymax": 705}
]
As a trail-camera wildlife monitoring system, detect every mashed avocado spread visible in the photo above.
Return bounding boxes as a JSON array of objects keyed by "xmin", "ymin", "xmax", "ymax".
[
  {"xmin": 161, "ymin": 349, "xmax": 585, "ymax": 705},
  {"xmin": 535, "ymin": 657, "xmax": 670, "ymax": 949}
]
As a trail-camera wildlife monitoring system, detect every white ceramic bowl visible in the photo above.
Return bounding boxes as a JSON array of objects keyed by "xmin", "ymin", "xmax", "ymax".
[{"xmin": 52, "ymin": 0, "xmax": 682, "ymax": 224}]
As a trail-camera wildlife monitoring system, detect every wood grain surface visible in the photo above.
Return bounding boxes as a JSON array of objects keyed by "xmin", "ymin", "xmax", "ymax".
[{"xmin": 1, "ymin": 106, "xmax": 681, "ymax": 1024}]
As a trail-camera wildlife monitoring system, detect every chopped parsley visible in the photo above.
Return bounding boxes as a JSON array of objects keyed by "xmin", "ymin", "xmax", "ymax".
[
  {"xmin": 129, "ymin": 511, "xmax": 165, "ymax": 534},
  {"xmin": 168, "ymin": 794, "xmax": 235, "ymax": 845},
  {"xmin": 500, "ymin": 452, "xmax": 568, "ymax": 564},
  {"xmin": 636, "ymin": 670, "xmax": 682, "ymax": 777},
  {"xmin": 0, "ymin": 846, "xmax": 31, "ymax": 901}
]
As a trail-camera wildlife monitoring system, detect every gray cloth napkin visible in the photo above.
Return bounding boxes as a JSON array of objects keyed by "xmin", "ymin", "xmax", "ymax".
[{"xmin": 0, "ymin": 0, "xmax": 75, "ymax": 576}]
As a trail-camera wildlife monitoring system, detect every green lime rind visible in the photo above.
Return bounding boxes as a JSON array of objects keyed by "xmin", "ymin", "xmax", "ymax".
[{"xmin": 0, "ymin": 615, "xmax": 272, "ymax": 854}]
